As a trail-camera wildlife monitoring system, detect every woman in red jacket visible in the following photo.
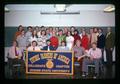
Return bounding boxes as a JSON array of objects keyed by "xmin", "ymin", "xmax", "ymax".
[
  {"xmin": 81, "ymin": 30, "xmax": 89, "ymax": 50},
  {"xmin": 50, "ymin": 31, "xmax": 59, "ymax": 50}
]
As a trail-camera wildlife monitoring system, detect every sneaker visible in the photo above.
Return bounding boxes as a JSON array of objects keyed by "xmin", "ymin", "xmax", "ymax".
[
  {"xmin": 82, "ymin": 74, "xmax": 85, "ymax": 77},
  {"xmin": 93, "ymin": 76, "xmax": 97, "ymax": 79}
]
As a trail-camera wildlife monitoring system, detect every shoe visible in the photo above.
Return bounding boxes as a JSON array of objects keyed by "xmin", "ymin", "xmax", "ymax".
[
  {"xmin": 93, "ymin": 76, "xmax": 97, "ymax": 79},
  {"xmin": 82, "ymin": 72, "xmax": 86, "ymax": 77}
]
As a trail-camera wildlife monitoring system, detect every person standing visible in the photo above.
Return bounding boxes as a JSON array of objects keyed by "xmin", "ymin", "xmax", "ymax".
[
  {"xmin": 29, "ymin": 30, "xmax": 38, "ymax": 44},
  {"xmin": 66, "ymin": 31, "xmax": 74, "ymax": 50},
  {"xmin": 57, "ymin": 29, "xmax": 66, "ymax": 46},
  {"xmin": 90, "ymin": 28, "xmax": 99, "ymax": 44},
  {"xmin": 37, "ymin": 30, "xmax": 48, "ymax": 49},
  {"xmin": 16, "ymin": 30, "xmax": 27, "ymax": 52},
  {"xmin": 105, "ymin": 27, "xmax": 114, "ymax": 66},
  {"xmin": 14, "ymin": 25, "xmax": 23, "ymax": 41},
  {"xmin": 97, "ymin": 28, "xmax": 105, "ymax": 63},
  {"xmin": 8, "ymin": 41, "xmax": 25, "ymax": 72},
  {"xmin": 50, "ymin": 31, "xmax": 59, "ymax": 50},
  {"xmin": 25, "ymin": 26, "xmax": 33, "ymax": 46},
  {"xmin": 73, "ymin": 29, "xmax": 81, "ymax": 45},
  {"xmin": 81, "ymin": 30, "xmax": 89, "ymax": 50}
]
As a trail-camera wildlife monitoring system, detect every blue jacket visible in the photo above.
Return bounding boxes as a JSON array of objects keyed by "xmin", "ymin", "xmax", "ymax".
[
  {"xmin": 97, "ymin": 34, "xmax": 105, "ymax": 48},
  {"xmin": 42, "ymin": 45, "xmax": 55, "ymax": 50}
]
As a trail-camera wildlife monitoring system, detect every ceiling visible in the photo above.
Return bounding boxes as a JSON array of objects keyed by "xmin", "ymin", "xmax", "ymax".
[{"xmin": 5, "ymin": 4, "xmax": 114, "ymax": 12}]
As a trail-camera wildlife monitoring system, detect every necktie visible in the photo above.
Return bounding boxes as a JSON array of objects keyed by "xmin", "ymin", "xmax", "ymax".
[
  {"xmin": 33, "ymin": 47, "xmax": 35, "ymax": 51},
  {"xmin": 15, "ymin": 47, "xmax": 18, "ymax": 56}
]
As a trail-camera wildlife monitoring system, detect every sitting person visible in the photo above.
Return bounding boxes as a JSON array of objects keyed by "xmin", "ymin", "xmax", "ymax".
[
  {"xmin": 27, "ymin": 41, "xmax": 40, "ymax": 51},
  {"xmin": 42, "ymin": 39, "xmax": 55, "ymax": 51},
  {"xmin": 72, "ymin": 39, "xmax": 85, "ymax": 72},
  {"xmin": 8, "ymin": 40, "xmax": 25, "ymax": 69},
  {"xmin": 57, "ymin": 41, "xmax": 69, "ymax": 51},
  {"xmin": 82, "ymin": 42, "xmax": 102, "ymax": 78}
]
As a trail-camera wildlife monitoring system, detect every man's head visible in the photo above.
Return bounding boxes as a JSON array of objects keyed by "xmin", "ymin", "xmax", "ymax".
[
  {"xmin": 93, "ymin": 28, "xmax": 98, "ymax": 33},
  {"xmin": 61, "ymin": 41, "xmax": 66, "ymax": 46},
  {"xmin": 46, "ymin": 39, "xmax": 51, "ymax": 46},
  {"xmin": 98, "ymin": 28, "xmax": 103, "ymax": 34},
  {"xmin": 13, "ymin": 40, "xmax": 18, "ymax": 47},
  {"xmin": 32, "ymin": 41, "xmax": 38, "ymax": 47},
  {"xmin": 75, "ymin": 40, "xmax": 81, "ymax": 47},
  {"xmin": 107, "ymin": 27, "xmax": 112, "ymax": 33},
  {"xmin": 91, "ymin": 42, "xmax": 97, "ymax": 50},
  {"xmin": 58, "ymin": 29, "xmax": 63, "ymax": 36},
  {"xmin": 27, "ymin": 26, "xmax": 32, "ymax": 32}
]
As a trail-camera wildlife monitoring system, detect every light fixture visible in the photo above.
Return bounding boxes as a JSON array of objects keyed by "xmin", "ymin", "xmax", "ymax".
[
  {"xmin": 55, "ymin": 4, "xmax": 66, "ymax": 12},
  {"xmin": 5, "ymin": 7, "xmax": 10, "ymax": 12},
  {"xmin": 104, "ymin": 5, "xmax": 115, "ymax": 12}
]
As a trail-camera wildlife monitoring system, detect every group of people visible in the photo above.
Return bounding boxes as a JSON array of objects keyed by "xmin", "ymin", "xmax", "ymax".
[{"xmin": 8, "ymin": 25, "xmax": 115, "ymax": 78}]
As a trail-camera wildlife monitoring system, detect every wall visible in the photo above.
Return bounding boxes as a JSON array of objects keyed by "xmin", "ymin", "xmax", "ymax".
[{"xmin": 5, "ymin": 10, "xmax": 115, "ymax": 27}]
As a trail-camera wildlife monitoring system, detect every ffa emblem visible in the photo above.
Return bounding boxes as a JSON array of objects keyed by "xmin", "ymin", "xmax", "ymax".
[{"xmin": 46, "ymin": 59, "xmax": 54, "ymax": 69}]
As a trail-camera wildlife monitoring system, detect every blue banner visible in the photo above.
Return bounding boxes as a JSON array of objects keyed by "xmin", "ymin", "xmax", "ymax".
[{"xmin": 26, "ymin": 51, "xmax": 74, "ymax": 75}]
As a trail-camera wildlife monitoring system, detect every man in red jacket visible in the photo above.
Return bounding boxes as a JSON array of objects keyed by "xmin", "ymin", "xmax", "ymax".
[{"xmin": 50, "ymin": 31, "xmax": 59, "ymax": 50}]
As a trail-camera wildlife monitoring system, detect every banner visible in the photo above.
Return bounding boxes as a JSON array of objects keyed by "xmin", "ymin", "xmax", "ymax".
[{"xmin": 26, "ymin": 51, "xmax": 74, "ymax": 75}]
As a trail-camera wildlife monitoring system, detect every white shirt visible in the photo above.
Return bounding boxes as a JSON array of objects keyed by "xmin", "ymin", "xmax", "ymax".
[
  {"xmin": 27, "ymin": 46, "xmax": 40, "ymax": 51},
  {"xmin": 88, "ymin": 48, "xmax": 102, "ymax": 59},
  {"xmin": 29, "ymin": 36, "xmax": 38, "ymax": 43},
  {"xmin": 57, "ymin": 46, "xmax": 69, "ymax": 51},
  {"xmin": 66, "ymin": 36, "xmax": 74, "ymax": 50},
  {"xmin": 8, "ymin": 46, "xmax": 22, "ymax": 59}
]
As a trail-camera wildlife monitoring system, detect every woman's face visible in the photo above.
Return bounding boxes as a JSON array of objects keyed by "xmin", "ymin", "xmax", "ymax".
[
  {"xmin": 76, "ymin": 40, "xmax": 81, "ymax": 47},
  {"xmin": 74, "ymin": 31, "xmax": 77, "ymax": 35},
  {"xmin": 82, "ymin": 31, "xmax": 85, "ymax": 35},
  {"xmin": 21, "ymin": 31, "xmax": 25, "ymax": 35},
  {"xmin": 94, "ymin": 28, "xmax": 98, "ymax": 32},
  {"xmin": 58, "ymin": 31, "xmax": 63, "ymax": 35},
  {"xmin": 61, "ymin": 42, "xmax": 65, "ymax": 46},
  {"xmin": 68, "ymin": 32, "xmax": 71, "ymax": 36},
  {"xmin": 33, "ymin": 30, "xmax": 37, "ymax": 35},
  {"xmin": 13, "ymin": 41, "xmax": 17, "ymax": 46},
  {"xmin": 42, "ymin": 31, "xmax": 45, "ymax": 35}
]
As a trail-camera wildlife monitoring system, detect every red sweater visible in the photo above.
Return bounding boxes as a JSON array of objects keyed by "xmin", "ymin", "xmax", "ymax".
[
  {"xmin": 73, "ymin": 34, "xmax": 81, "ymax": 45},
  {"xmin": 81, "ymin": 35, "xmax": 89, "ymax": 50},
  {"xmin": 50, "ymin": 36, "xmax": 59, "ymax": 48}
]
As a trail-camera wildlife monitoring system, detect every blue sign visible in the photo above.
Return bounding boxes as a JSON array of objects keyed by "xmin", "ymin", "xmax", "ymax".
[{"xmin": 26, "ymin": 51, "xmax": 74, "ymax": 75}]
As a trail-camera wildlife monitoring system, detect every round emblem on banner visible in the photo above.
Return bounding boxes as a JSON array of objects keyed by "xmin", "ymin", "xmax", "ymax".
[{"xmin": 46, "ymin": 59, "xmax": 54, "ymax": 69}]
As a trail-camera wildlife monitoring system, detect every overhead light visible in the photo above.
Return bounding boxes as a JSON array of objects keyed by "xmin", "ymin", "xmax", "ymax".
[
  {"xmin": 104, "ymin": 5, "xmax": 115, "ymax": 12},
  {"xmin": 55, "ymin": 4, "xmax": 66, "ymax": 12},
  {"xmin": 5, "ymin": 7, "xmax": 10, "ymax": 12}
]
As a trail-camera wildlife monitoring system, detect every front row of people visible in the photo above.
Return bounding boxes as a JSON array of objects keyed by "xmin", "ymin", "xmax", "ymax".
[{"xmin": 8, "ymin": 39, "xmax": 102, "ymax": 78}]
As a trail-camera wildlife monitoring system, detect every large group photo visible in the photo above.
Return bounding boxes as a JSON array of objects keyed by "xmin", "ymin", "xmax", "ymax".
[{"xmin": 4, "ymin": 4, "xmax": 115, "ymax": 79}]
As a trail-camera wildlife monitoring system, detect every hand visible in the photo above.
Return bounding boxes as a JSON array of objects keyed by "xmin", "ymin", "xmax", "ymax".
[
  {"xmin": 110, "ymin": 48, "xmax": 113, "ymax": 51},
  {"xmin": 77, "ymin": 57, "xmax": 81, "ymax": 61},
  {"xmin": 90, "ymin": 57, "xmax": 93, "ymax": 61}
]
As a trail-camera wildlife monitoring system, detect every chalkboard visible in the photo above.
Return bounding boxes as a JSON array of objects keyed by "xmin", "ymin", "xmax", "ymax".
[{"xmin": 5, "ymin": 27, "xmax": 115, "ymax": 47}]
